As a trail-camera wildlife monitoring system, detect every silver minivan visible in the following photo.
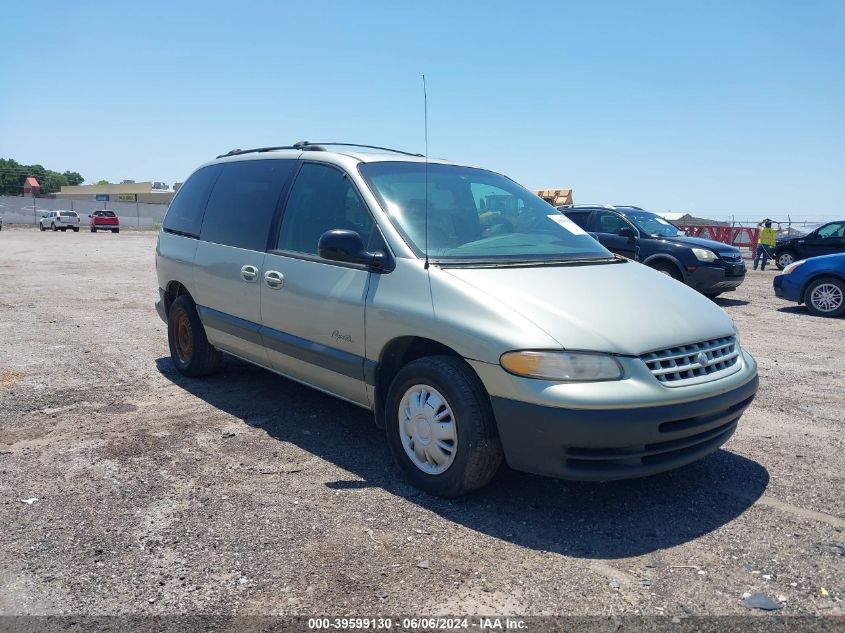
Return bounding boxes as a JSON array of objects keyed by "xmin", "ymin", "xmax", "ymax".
[{"xmin": 155, "ymin": 142, "xmax": 758, "ymax": 497}]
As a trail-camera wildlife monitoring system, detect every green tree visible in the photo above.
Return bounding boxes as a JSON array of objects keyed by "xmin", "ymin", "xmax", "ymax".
[
  {"xmin": 97, "ymin": 179, "xmax": 110, "ymax": 186},
  {"xmin": 62, "ymin": 171, "xmax": 84, "ymax": 186},
  {"xmin": 0, "ymin": 158, "xmax": 87, "ymax": 196}
]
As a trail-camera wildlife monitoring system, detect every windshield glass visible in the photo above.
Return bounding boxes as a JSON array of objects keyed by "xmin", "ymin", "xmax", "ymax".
[
  {"xmin": 619, "ymin": 209, "xmax": 682, "ymax": 237},
  {"xmin": 358, "ymin": 162, "xmax": 611, "ymax": 263}
]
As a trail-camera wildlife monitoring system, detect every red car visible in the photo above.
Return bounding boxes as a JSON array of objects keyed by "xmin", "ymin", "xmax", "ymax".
[{"xmin": 89, "ymin": 210, "xmax": 120, "ymax": 233}]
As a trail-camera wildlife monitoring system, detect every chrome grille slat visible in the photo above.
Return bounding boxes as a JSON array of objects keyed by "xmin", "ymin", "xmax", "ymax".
[{"xmin": 641, "ymin": 336, "xmax": 740, "ymax": 386}]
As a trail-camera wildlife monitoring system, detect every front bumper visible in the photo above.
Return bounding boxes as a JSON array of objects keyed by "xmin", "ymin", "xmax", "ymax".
[
  {"xmin": 687, "ymin": 262, "xmax": 746, "ymax": 293},
  {"xmin": 490, "ymin": 373, "xmax": 758, "ymax": 481},
  {"xmin": 773, "ymin": 273, "xmax": 801, "ymax": 302}
]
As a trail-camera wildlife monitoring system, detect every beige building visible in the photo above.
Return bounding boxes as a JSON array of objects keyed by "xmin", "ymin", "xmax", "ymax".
[
  {"xmin": 535, "ymin": 188, "xmax": 573, "ymax": 206},
  {"xmin": 58, "ymin": 182, "xmax": 175, "ymax": 204}
]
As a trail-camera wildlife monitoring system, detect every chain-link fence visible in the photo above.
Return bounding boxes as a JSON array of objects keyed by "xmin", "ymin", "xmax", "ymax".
[{"xmin": 0, "ymin": 196, "xmax": 168, "ymax": 228}]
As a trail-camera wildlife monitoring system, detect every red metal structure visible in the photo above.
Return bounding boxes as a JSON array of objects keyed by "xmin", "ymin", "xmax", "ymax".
[{"xmin": 684, "ymin": 225, "xmax": 760, "ymax": 257}]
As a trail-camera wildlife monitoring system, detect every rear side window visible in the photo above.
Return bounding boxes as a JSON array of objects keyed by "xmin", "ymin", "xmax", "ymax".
[
  {"xmin": 201, "ymin": 160, "xmax": 297, "ymax": 251},
  {"xmin": 163, "ymin": 164, "xmax": 222, "ymax": 237},
  {"xmin": 564, "ymin": 211, "xmax": 590, "ymax": 230},
  {"xmin": 277, "ymin": 163, "xmax": 373, "ymax": 256}
]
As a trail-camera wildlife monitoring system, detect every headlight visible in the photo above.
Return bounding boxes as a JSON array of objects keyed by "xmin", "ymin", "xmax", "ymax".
[
  {"xmin": 783, "ymin": 260, "xmax": 805, "ymax": 274},
  {"xmin": 500, "ymin": 351, "xmax": 623, "ymax": 381},
  {"xmin": 691, "ymin": 248, "xmax": 717, "ymax": 262}
]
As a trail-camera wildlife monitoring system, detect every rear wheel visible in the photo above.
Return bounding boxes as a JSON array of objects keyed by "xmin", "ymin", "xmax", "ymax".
[
  {"xmin": 51, "ymin": 223, "xmax": 57, "ymax": 231},
  {"xmin": 73, "ymin": 227, "xmax": 79, "ymax": 232},
  {"xmin": 384, "ymin": 356, "xmax": 503, "ymax": 497},
  {"xmin": 804, "ymin": 277, "xmax": 845, "ymax": 318},
  {"xmin": 112, "ymin": 228, "xmax": 119, "ymax": 233},
  {"xmin": 776, "ymin": 251, "xmax": 797, "ymax": 270},
  {"xmin": 649, "ymin": 261, "xmax": 683, "ymax": 282},
  {"xmin": 167, "ymin": 295, "xmax": 222, "ymax": 376}
]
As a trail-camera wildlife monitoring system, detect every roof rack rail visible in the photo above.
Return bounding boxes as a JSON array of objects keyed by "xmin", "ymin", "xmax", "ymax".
[{"xmin": 216, "ymin": 141, "xmax": 423, "ymax": 160}]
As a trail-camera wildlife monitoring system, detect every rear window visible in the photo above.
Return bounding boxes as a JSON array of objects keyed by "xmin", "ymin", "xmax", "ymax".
[
  {"xmin": 100, "ymin": 211, "xmax": 116, "ymax": 218},
  {"xmin": 163, "ymin": 164, "xmax": 222, "ymax": 237},
  {"xmin": 201, "ymin": 159, "xmax": 297, "ymax": 251},
  {"xmin": 60, "ymin": 211, "xmax": 78, "ymax": 217}
]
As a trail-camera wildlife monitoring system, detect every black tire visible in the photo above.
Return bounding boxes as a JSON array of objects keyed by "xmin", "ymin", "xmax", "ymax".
[
  {"xmin": 649, "ymin": 260, "xmax": 683, "ymax": 282},
  {"xmin": 384, "ymin": 355, "xmax": 503, "ymax": 497},
  {"xmin": 39, "ymin": 223, "xmax": 45, "ymax": 232},
  {"xmin": 61, "ymin": 227, "xmax": 67, "ymax": 232},
  {"xmin": 51, "ymin": 223, "xmax": 57, "ymax": 232},
  {"xmin": 804, "ymin": 277, "xmax": 845, "ymax": 318},
  {"xmin": 112, "ymin": 228, "xmax": 119, "ymax": 234},
  {"xmin": 167, "ymin": 295, "xmax": 222, "ymax": 377},
  {"xmin": 775, "ymin": 250, "xmax": 797, "ymax": 270},
  {"xmin": 73, "ymin": 227, "xmax": 79, "ymax": 232},
  {"xmin": 91, "ymin": 226, "xmax": 97, "ymax": 232}
]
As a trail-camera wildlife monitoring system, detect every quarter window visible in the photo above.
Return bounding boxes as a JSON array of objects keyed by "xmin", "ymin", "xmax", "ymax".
[
  {"xmin": 163, "ymin": 164, "xmax": 222, "ymax": 237},
  {"xmin": 201, "ymin": 160, "xmax": 296, "ymax": 251},
  {"xmin": 277, "ymin": 163, "xmax": 373, "ymax": 256}
]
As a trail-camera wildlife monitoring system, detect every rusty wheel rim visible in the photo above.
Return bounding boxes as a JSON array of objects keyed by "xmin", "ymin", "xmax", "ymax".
[{"xmin": 173, "ymin": 311, "xmax": 193, "ymax": 364}]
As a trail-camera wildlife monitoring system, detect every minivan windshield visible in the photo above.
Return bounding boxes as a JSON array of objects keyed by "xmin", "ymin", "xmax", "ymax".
[
  {"xmin": 359, "ymin": 162, "xmax": 612, "ymax": 263},
  {"xmin": 618, "ymin": 208, "xmax": 682, "ymax": 237}
]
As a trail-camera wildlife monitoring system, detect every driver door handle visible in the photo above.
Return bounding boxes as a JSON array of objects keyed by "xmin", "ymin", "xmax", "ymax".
[
  {"xmin": 240, "ymin": 265, "xmax": 258, "ymax": 282},
  {"xmin": 264, "ymin": 270, "xmax": 284, "ymax": 289}
]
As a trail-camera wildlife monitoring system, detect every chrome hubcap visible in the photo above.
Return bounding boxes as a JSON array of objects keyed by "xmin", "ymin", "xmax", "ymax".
[
  {"xmin": 398, "ymin": 385, "xmax": 457, "ymax": 475},
  {"xmin": 810, "ymin": 284, "xmax": 843, "ymax": 313}
]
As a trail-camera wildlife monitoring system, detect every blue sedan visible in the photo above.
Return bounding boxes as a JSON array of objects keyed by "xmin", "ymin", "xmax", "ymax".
[{"xmin": 773, "ymin": 253, "xmax": 845, "ymax": 317}]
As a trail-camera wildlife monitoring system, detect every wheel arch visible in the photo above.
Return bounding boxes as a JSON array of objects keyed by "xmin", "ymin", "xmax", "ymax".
[
  {"xmin": 372, "ymin": 336, "xmax": 465, "ymax": 429},
  {"xmin": 163, "ymin": 280, "xmax": 195, "ymax": 316},
  {"xmin": 642, "ymin": 254, "xmax": 686, "ymax": 280}
]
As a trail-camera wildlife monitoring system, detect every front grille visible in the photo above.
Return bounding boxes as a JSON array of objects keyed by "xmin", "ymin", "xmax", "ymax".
[
  {"xmin": 720, "ymin": 252, "xmax": 743, "ymax": 262},
  {"xmin": 641, "ymin": 336, "xmax": 740, "ymax": 386}
]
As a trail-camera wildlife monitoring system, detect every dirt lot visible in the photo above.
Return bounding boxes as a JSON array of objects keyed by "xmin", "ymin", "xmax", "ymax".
[{"xmin": 0, "ymin": 227, "xmax": 843, "ymax": 618}]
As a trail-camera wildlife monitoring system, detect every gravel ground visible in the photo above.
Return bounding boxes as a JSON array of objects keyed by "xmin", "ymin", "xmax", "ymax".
[{"xmin": 0, "ymin": 227, "xmax": 843, "ymax": 618}]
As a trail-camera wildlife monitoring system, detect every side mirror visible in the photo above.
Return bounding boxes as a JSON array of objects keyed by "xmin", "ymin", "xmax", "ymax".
[
  {"xmin": 618, "ymin": 227, "xmax": 637, "ymax": 242},
  {"xmin": 88, "ymin": 214, "xmax": 92, "ymax": 218},
  {"xmin": 318, "ymin": 230, "xmax": 388, "ymax": 270}
]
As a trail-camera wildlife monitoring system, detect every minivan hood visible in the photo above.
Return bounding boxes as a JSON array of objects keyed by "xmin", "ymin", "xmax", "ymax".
[
  {"xmin": 441, "ymin": 261, "xmax": 736, "ymax": 356},
  {"xmin": 658, "ymin": 235, "xmax": 739, "ymax": 254}
]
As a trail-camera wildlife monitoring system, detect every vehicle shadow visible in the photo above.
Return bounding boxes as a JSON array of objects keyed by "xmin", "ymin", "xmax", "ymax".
[
  {"xmin": 711, "ymin": 296, "xmax": 750, "ymax": 307},
  {"xmin": 155, "ymin": 356, "xmax": 769, "ymax": 560}
]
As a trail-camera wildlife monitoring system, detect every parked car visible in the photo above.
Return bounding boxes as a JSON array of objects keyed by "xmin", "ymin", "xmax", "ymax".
[
  {"xmin": 559, "ymin": 205, "xmax": 746, "ymax": 297},
  {"xmin": 155, "ymin": 142, "xmax": 758, "ymax": 497},
  {"xmin": 773, "ymin": 253, "xmax": 845, "ymax": 318},
  {"xmin": 773, "ymin": 220, "xmax": 845, "ymax": 270},
  {"xmin": 89, "ymin": 210, "xmax": 120, "ymax": 233},
  {"xmin": 39, "ymin": 210, "xmax": 80, "ymax": 232}
]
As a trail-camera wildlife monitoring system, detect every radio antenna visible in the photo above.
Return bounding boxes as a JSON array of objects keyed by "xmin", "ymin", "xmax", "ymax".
[{"xmin": 423, "ymin": 74, "xmax": 430, "ymax": 270}]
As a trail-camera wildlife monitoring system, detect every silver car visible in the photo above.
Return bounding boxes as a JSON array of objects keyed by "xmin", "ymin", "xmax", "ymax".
[
  {"xmin": 39, "ymin": 210, "xmax": 80, "ymax": 232},
  {"xmin": 155, "ymin": 142, "xmax": 759, "ymax": 496}
]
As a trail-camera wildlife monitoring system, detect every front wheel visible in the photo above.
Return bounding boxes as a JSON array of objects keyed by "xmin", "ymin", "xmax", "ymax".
[
  {"xmin": 805, "ymin": 277, "xmax": 845, "ymax": 318},
  {"xmin": 39, "ymin": 223, "xmax": 46, "ymax": 232},
  {"xmin": 51, "ymin": 223, "xmax": 57, "ymax": 232},
  {"xmin": 384, "ymin": 356, "xmax": 503, "ymax": 497},
  {"xmin": 776, "ymin": 251, "xmax": 796, "ymax": 270},
  {"xmin": 167, "ymin": 295, "xmax": 222, "ymax": 376}
]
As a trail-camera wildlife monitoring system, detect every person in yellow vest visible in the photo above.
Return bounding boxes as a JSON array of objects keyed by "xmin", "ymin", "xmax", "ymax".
[{"xmin": 753, "ymin": 219, "xmax": 781, "ymax": 270}]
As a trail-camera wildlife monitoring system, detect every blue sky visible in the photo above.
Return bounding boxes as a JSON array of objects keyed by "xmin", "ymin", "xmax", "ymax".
[{"xmin": 1, "ymin": 0, "xmax": 843, "ymax": 221}]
